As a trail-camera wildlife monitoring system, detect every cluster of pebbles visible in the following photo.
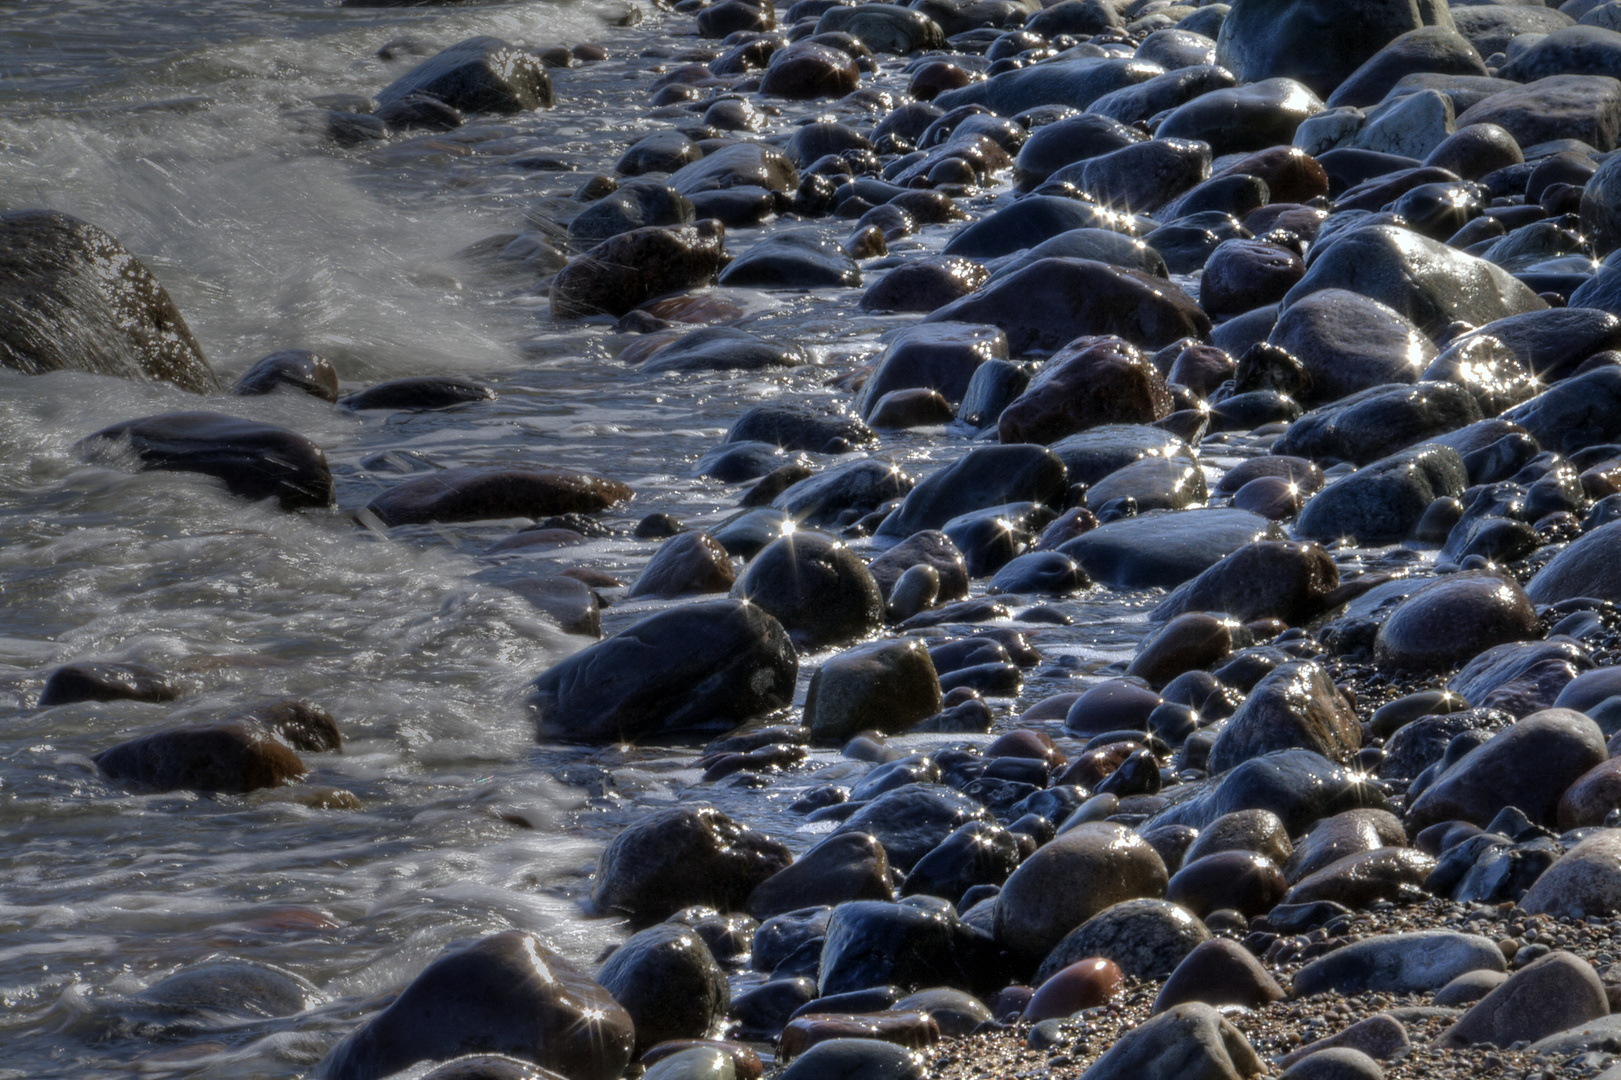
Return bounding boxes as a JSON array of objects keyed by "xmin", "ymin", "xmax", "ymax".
[{"xmin": 32, "ymin": 0, "xmax": 1621, "ymax": 1077}]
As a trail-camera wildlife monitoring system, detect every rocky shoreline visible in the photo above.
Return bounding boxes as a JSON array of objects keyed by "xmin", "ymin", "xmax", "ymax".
[{"xmin": 20, "ymin": 0, "xmax": 1621, "ymax": 1077}]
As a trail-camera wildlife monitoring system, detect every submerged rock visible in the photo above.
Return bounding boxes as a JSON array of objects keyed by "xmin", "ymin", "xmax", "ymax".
[
  {"xmin": 364, "ymin": 466, "xmax": 630, "ymax": 527},
  {"xmin": 376, "ymin": 37, "xmax": 554, "ymax": 114},
  {"xmin": 94, "ymin": 722, "xmax": 306, "ymax": 794}
]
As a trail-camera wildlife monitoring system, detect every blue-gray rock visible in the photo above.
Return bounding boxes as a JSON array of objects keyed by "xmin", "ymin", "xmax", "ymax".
[
  {"xmin": 815, "ymin": 4, "xmax": 943, "ymax": 53},
  {"xmin": 727, "ymin": 405, "xmax": 875, "ymax": 453},
  {"xmin": 1272, "ymin": 383, "xmax": 1482, "ymax": 466},
  {"xmin": 818, "ymin": 900, "xmax": 1003, "ymax": 996},
  {"xmin": 670, "ymin": 142, "xmax": 798, "ymax": 195},
  {"xmin": 902, "ymin": 821, "xmax": 1023, "ymax": 906},
  {"xmin": 1012, "ymin": 114, "xmax": 1144, "ymax": 188},
  {"xmin": 1088, "ymin": 65, "xmax": 1239, "ymax": 128},
  {"xmin": 719, "ymin": 231, "xmax": 860, "ymax": 288},
  {"xmin": 568, "ymin": 181, "xmax": 693, "ymax": 246},
  {"xmin": 1406, "ymin": 708, "xmax": 1607, "ymax": 830},
  {"xmin": 1266, "ymin": 289, "xmax": 1433, "ymax": 406},
  {"xmin": 1214, "ymin": 0, "xmax": 1452, "ymax": 99},
  {"xmin": 934, "ymin": 57, "xmax": 1166, "ymax": 116},
  {"xmin": 1291, "ymin": 931, "xmax": 1505, "ymax": 998},
  {"xmin": 945, "ymin": 197, "xmax": 1127, "ymax": 259},
  {"xmin": 1157, "ymin": 78, "xmax": 1325, "ymax": 156},
  {"xmin": 1528, "ymin": 520, "xmax": 1621, "ymax": 605},
  {"xmin": 376, "ymin": 37, "xmax": 553, "ymax": 114},
  {"xmin": 1143, "ymin": 749, "xmax": 1395, "ymax": 835},
  {"xmin": 1372, "ymin": 572, "xmax": 1539, "ymax": 673},
  {"xmin": 531, "ymin": 599, "xmax": 797, "ymax": 743},
  {"xmin": 1047, "ymin": 138, "xmax": 1214, "ymax": 215},
  {"xmin": 1294, "ymin": 443, "xmax": 1468, "ymax": 544},
  {"xmin": 597, "ymin": 923, "xmax": 728, "ymax": 1053},
  {"xmin": 1434, "ymin": 950, "xmax": 1610, "ymax": 1049},
  {"xmin": 1058, "ymin": 508, "xmax": 1278, "ymax": 589},
  {"xmin": 1502, "ymin": 365, "xmax": 1621, "ymax": 455},
  {"xmin": 640, "ymin": 327, "xmax": 806, "ymax": 373},
  {"xmin": 858, "ymin": 323, "xmax": 1006, "ymax": 416},
  {"xmin": 318, "ymin": 932, "xmax": 634, "ymax": 1080},
  {"xmin": 233, "ymin": 349, "xmax": 337, "ymax": 401},
  {"xmin": 832, "ymin": 785, "xmax": 992, "ymax": 870},
  {"xmin": 593, "ymin": 806, "xmax": 792, "ymax": 922},
  {"xmin": 775, "ymin": 1039, "xmax": 925, "ymax": 1080},
  {"xmin": 749, "ymin": 832, "xmax": 894, "ymax": 919},
  {"xmin": 732, "ymin": 532, "xmax": 883, "ymax": 649},
  {"xmin": 773, "ymin": 458, "xmax": 915, "ymax": 528},
  {"xmin": 875, "ymin": 444, "xmax": 1067, "ymax": 542},
  {"xmin": 1153, "ymin": 541, "xmax": 1339, "ymax": 627},
  {"xmin": 1448, "ymin": 640, "xmax": 1590, "ymax": 716},
  {"xmin": 1454, "ymin": 74, "xmax": 1621, "ymax": 153},
  {"xmin": 1283, "ymin": 225, "xmax": 1546, "ymax": 339},
  {"xmin": 1327, "ymin": 27, "xmax": 1487, "ymax": 110}
]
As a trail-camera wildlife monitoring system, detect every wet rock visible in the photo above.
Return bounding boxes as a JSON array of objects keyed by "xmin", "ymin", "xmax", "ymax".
[
  {"xmin": 1274, "ymin": 382, "xmax": 1483, "ymax": 466},
  {"xmin": 1012, "ymin": 115, "xmax": 1144, "ymax": 190},
  {"xmin": 1284, "ymin": 810, "xmax": 1407, "ymax": 885},
  {"xmin": 1266, "ymin": 290, "xmax": 1433, "ymax": 406},
  {"xmin": 94, "ymin": 721, "xmax": 306, "ymax": 794},
  {"xmin": 1165, "ymin": 851, "xmax": 1288, "ymax": 918},
  {"xmin": 1527, "ymin": 519, "xmax": 1621, "ymax": 605},
  {"xmin": 719, "ymin": 231, "xmax": 860, "ymax": 288},
  {"xmin": 1214, "ymin": 0, "xmax": 1447, "ymax": 100},
  {"xmin": 867, "ymin": 531, "xmax": 970, "ymax": 603},
  {"xmin": 832, "ymin": 785, "xmax": 991, "ymax": 870},
  {"xmin": 858, "ymin": 323, "xmax": 1005, "ymax": 417},
  {"xmin": 902, "ymin": 822, "xmax": 1022, "ymax": 906},
  {"xmin": 319, "ymin": 931, "xmax": 633, "ymax": 1080},
  {"xmin": 1143, "ymin": 749, "xmax": 1394, "ymax": 835},
  {"xmin": 1075, "ymin": 1002, "xmax": 1261, "ymax": 1080},
  {"xmin": 1127, "ymin": 613, "xmax": 1235, "ymax": 687},
  {"xmin": 1327, "ymin": 27, "xmax": 1487, "ymax": 110},
  {"xmin": 593, "ymin": 806, "xmax": 791, "ymax": 922},
  {"xmin": 38, "ymin": 661, "xmax": 178, "ymax": 707},
  {"xmin": 1453, "ymin": 308, "xmax": 1621, "ymax": 384},
  {"xmin": 377, "ymin": 37, "xmax": 553, "ymax": 114},
  {"xmin": 859, "ymin": 259, "xmax": 987, "ymax": 313},
  {"xmin": 698, "ymin": 0, "xmax": 774, "ymax": 37},
  {"xmin": 1154, "ymin": 938, "xmax": 1285, "ymax": 1013},
  {"xmin": 1154, "ymin": 541, "xmax": 1339, "ymax": 627},
  {"xmin": 365, "ymin": 466, "xmax": 629, "ymax": 527},
  {"xmin": 0, "ymin": 211, "xmax": 218, "ymax": 391},
  {"xmin": 1048, "ymin": 138, "xmax": 1215, "ymax": 216},
  {"xmin": 989, "ymin": 230, "xmax": 1169, "ymax": 285},
  {"xmin": 732, "ymin": 532, "xmax": 882, "ymax": 649},
  {"xmin": 773, "ymin": 459, "xmax": 913, "ymax": 530},
  {"xmin": 1284, "ymin": 225, "xmax": 1545, "ymax": 339},
  {"xmin": 759, "ymin": 41, "xmax": 862, "ymax": 99},
  {"xmin": 1035, "ymin": 899, "xmax": 1210, "ymax": 984},
  {"xmin": 1454, "ymin": 74, "xmax": 1621, "ymax": 154},
  {"xmin": 1295, "ymin": 443, "xmax": 1468, "ymax": 545},
  {"xmin": 343, "ymin": 376, "xmax": 494, "ymax": 411},
  {"xmin": 1282, "ymin": 847, "xmax": 1436, "ymax": 908},
  {"xmin": 778, "ymin": 1011, "xmax": 938, "ymax": 1062},
  {"xmin": 531, "ymin": 599, "xmax": 797, "ymax": 743},
  {"xmin": 728, "ymin": 405, "xmax": 874, "ymax": 454},
  {"xmin": 1060, "ymin": 509, "xmax": 1278, "ymax": 590},
  {"xmin": 1024, "ymin": 958, "xmax": 1124, "ymax": 1021},
  {"xmin": 997, "ymin": 336, "xmax": 1172, "ymax": 445},
  {"xmin": 1435, "ymin": 950, "xmax": 1609, "ymax": 1048},
  {"xmin": 748, "ymin": 832, "xmax": 892, "ymax": 921},
  {"xmin": 629, "ymin": 531, "xmax": 735, "ymax": 599},
  {"xmin": 617, "ymin": 131, "xmax": 703, "ymax": 177},
  {"xmin": 1558, "ymin": 759, "xmax": 1621, "ymax": 830},
  {"xmin": 816, "ymin": 4, "xmax": 942, "ymax": 54},
  {"xmin": 568, "ymin": 182, "xmax": 694, "ymax": 247},
  {"xmin": 598, "ymin": 924, "xmax": 727, "ymax": 1053},
  {"xmin": 233, "ymin": 349, "xmax": 339, "ymax": 401},
  {"xmin": 1158, "ymin": 78, "xmax": 1325, "ymax": 156},
  {"xmin": 804, "ymin": 639, "xmax": 940, "ymax": 742},
  {"xmin": 640, "ymin": 327, "xmax": 804, "ymax": 374},
  {"xmin": 551, "ymin": 222, "xmax": 727, "ymax": 319},
  {"xmin": 875, "ymin": 445, "xmax": 1066, "ymax": 542},
  {"xmin": 1448, "ymin": 640, "xmax": 1589, "ymax": 717},
  {"xmin": 819, "ymin": 900, "xmax": 1001, "ymax": 997},
  {"xmin": 945, "ymin": 197, "xmax": 1128, "ymax": 261},
  {"xmin": 774, "ymin": 1038, "xmax": 924, "ymax": 1080},
  {"xmin": 1372, "ymin": 572, "xmax": 1538, "ymax": 672},
  {"xmin": 1520, "ymin": 830, "xmax": 1621, "ymax": 919},
  {"xmin": 671, "ymin": 143, "xmax": 797, "ymax": 197},
  {"xmin": 1049, "ymin": 425, "xmax": 1191, "ymax": 487},
  {"xmin": 84, "ymin": 412, "xmax": 333, "ymax": 511},
  {"xmin": 932, "ymin": 56, "xmax": 1165, "ymax": 117},
  {"xmin": 1201, "ymin": 241, "xmax": 1305, "ymax": 320},
  {"xmin": 1062, "ymin": 679, "xmax": 1163, "ymax": 737},
  {"xmin": 1501, "ymin": 365, "xmax": 1621, "ymax": 456},
  {"xmin": 994, "ymin": 821, "xmax": 1169, "ymax": 962},
  {"xmin": 988, "ymin": 551, "xmax": 1086, "ymax": 596},
  {"xmin": 923, "ymin": 259, "xmax": 1209, "ymax": 355},
  {"xmin": 1184, "ymin": 810, "xmax": 1292, "ymax": 867},
  {"xmin": 1291, "ymin": 931, "xmax": 1506, "ymax": 999},
  {"xmin": 1406, "ymin": 709, "xmax": 1607, "ymax": 830}
]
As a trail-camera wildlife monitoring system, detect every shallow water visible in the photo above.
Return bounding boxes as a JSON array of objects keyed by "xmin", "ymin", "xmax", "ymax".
[{"xmin": 1, "ymin": 2, "xmax": 1208, "ymax": 1076}]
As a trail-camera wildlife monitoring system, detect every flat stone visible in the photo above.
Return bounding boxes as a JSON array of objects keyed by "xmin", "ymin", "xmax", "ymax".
[{"xmin": 1292, "ymin": 931, "xmax": 1506, "ymax": 999}]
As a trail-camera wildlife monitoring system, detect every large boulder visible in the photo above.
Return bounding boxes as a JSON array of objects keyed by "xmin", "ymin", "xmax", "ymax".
[
  {"xmin": 82, "ymin": 412, "xmax": 333, "ymax": 511},
  {"xmin": 0, "ymin": 210, "xmax": 217, "ymax": 392},
  {"xmin": 1294, "ymin": 443, "xmax": 1467, "ymax": 544},
  {"xmin": 1527, "ymin": 519, "xmax": 1621, "ymax": 605},
  {"xmin": 530, "ymin": 600, "xmax": 797, "ymax": 743},
  {"xmin": 933, "ymin": 57, "xmax": 1166, "ymax": 116},
  {"xmin": 592, "ymin": 806, "xmax": 792, "ymax": 921},
  {"xmin": 377, "ymin": 37, "xmax": 553, "ymax": 114},
  {"xmin": 1501, "ymin": 365, "xmax": 1621, "ymax": 456},
  {"xmin": 319, "ymin": 931, "xmax": 634, "ymax": 1080},
  {"xmin": 1214, "ymin": 0, "xmax": 1452, "ymax": 99},
  {"xmin": 1283, "ymin": 225, "xmax": 1545, "ymax": 339},
  {"xmin": 1454, "ymin": 74, "xmax": 1621, "ymax": 153}
]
